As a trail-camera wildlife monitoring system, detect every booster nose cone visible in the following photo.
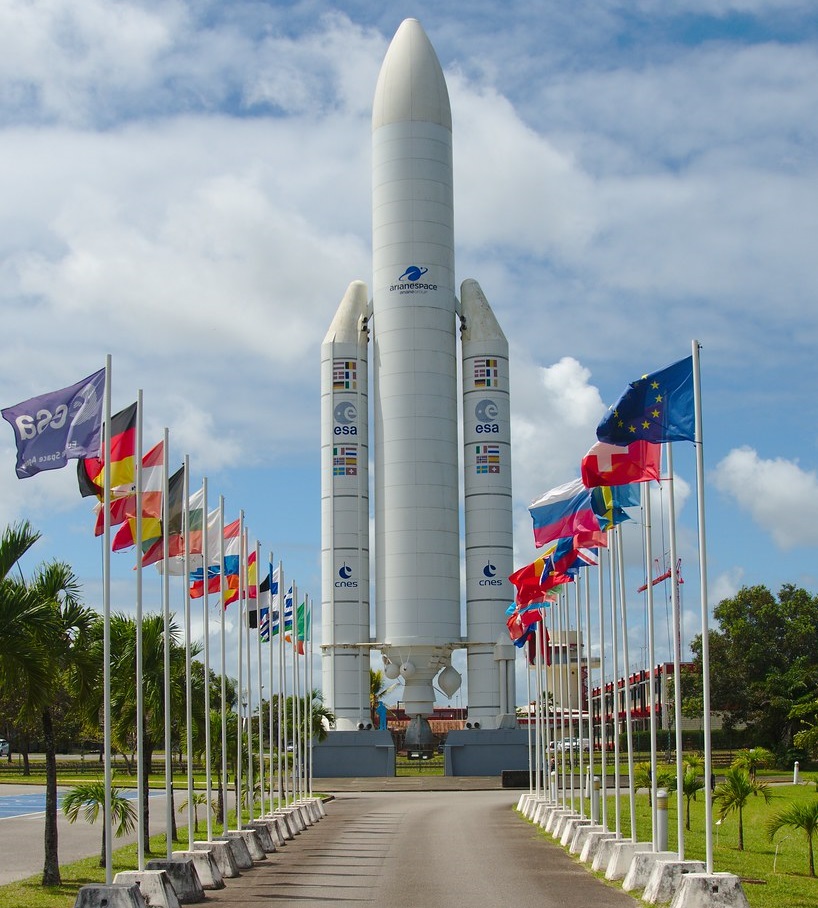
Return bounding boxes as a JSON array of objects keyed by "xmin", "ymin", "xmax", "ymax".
[{"xmin": 372, "ymin": 18, "xmax": 452, "ymax": 130}]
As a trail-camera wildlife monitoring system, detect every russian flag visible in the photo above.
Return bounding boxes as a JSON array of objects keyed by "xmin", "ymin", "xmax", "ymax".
[{"xmin": 528, "ymin": 477, "xmax": 600, "ymax": 548}]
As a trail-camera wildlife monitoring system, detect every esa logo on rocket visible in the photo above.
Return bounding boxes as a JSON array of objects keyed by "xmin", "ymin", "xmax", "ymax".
[
  {"xmin": 334, "ymin": 401, "xmax": 358, "ymax": 436},
  {"xmin": 474, "ymin": 398, "xmax": 499, "ymax": 434},
  {"xmin": 336, "ymin": 563, "xmax": 358, "ymax": 588},
  {"xmin": 479, "ymin": 561, "xmax": 503, "ymax": 587}
]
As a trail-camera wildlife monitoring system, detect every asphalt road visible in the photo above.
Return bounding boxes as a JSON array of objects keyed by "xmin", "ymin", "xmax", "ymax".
[
  {"xmin": 0, "ymin": 785, "xmax": 173, "ymax": 886},
  {"xmin": 203, "ymin": 790, "xmax": 639, "ymax": 907}
]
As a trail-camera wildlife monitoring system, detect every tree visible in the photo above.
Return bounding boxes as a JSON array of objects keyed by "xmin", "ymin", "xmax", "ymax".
[
  {"xmin": 0, "ymin": 524, "xmax": 96, "ymax": 887},
  {"xmin": 87, "ymin": 612, "xmax": 198, "ymax": 854},
  {"xmin": 689, "ymin": 585, "xmax": 818, "ymax": 752},
  {"xmin": 732, "ymin": 747, "xmax": 776, "ymax": 782},
  {"xmin": 713, "ymin": 766, "xmax": 772, "ymax": 850},
  {"xmin": 0, "ymin": 523, "xmax": 53, "ymax": 708},
  {"xmin": 767, "ymin": 799, "xmax": 818, "ymax": 877},
  {"xmin": 682, "ymin": 766, "xmax": 705, "ymax": 831},
  {"xmin": 62, "ymin": 781, "xmax": 137, "ymax": 867},
  {"xmin": 178, "ymin": 792, "xmax": 217, "ymax": 834}
]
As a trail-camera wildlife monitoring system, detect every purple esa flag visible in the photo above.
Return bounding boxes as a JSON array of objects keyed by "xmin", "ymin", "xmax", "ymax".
[{"xmin": 2, "ymin": 368, "xmax": 106, "ymax": 478}]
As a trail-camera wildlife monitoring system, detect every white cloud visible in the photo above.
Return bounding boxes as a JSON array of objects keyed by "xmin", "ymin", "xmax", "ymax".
[{"xmin": 712, "ymin": 446, "xmax": 818, "ymax": 550}]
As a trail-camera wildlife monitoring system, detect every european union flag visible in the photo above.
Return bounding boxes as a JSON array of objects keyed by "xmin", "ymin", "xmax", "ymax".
[{"xmin": 597, "ymin": 356, "xmax": 694, "ymax": 445}]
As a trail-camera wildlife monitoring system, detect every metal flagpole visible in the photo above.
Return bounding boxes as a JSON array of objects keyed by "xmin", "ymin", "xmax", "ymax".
[
  {"xmin": 218, "ymin": 498, "xmax": 228, "ymax": 834},
  {"xmin": 584, "ymin": 570, "xmax": 595, "ymax": 822},
  {"xmin": 255, "ymin": 540, "xmax": 265, "ymax": 819},
  {"xmin": 267, "ymin": 550, "xmax": 275, "ymax": 813},
  {"xmin": 667, "ymin": 444, "xmax": 686, "ymax": 859},
  {"xmin": 183, "ymin": 463, "xmax": 195, "ymax": 850},
  {"xmin": 202, "ymin": 480, "xmax": 213, "ymax": 843},
  {"xmin": 244, "ymin": 529, "xmax": 254, "ymax": 822},
  {"xmin": 609, "ymin": 537, "xmax": 622, "ymax": 838},
  {"xmin": 691, "ymin": 339, "xmax": 715, "ymax": 873},
  {"xmin": 162, "ymin": 428, "xmax": 173, "ymax": 858},
  {"xmin": 616, "ymin": 526, "xmax": 637, "ymax": 842},
  {"xmin": 277, "ymin": 565, "xmax": 285, "ymax": 803},
  {"xmin": 564, "ymin": 590, "xmax": 576, "ymax": 812},
  {"xmin": 574, "ymin": 582, "xmax": 585, "ymax": 817},
  {"xmin": 134, "ymin": 390, "xmax": 145, "ymax": 869},
  {"xmin": 598, "ymin": 546, "xmax": 608, "ymax": 829},
  {"xmin": 235, "ymin": 511, "xmax": 244, "ymax": 829},
  {"xmin": 643, "ymin": 482, "xmax": 660, "ymax": 849},
  {"xmin": 102, "ymin": 354, "xmax": 113, "ymax": 884}
]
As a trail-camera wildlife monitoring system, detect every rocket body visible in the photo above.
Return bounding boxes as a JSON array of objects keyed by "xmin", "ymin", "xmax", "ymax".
[{"xmin": 321, "ymin": 19, "xmax": 514, "ymax": 725}]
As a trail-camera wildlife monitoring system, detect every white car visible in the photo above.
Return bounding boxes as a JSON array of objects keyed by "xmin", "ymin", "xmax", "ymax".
[{"xmin": 0, "ymin": 739, "xmax": 9, "ymax": 757}]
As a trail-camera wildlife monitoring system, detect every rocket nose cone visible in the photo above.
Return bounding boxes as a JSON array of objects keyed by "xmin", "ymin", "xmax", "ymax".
[{"xmin": 372, "ymin": 18, "xmax": 451, "ymax": 131}]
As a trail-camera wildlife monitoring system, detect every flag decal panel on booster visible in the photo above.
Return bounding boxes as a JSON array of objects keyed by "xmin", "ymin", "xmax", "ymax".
[{"xmin": 322, "ymin": 18, "xmax": 514, "ymax": 727}]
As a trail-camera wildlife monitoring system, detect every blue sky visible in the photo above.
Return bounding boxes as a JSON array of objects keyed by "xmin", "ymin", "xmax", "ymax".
[{"xmin": 1, "ymin": 1, "xmax": 816, "ymax": 703}]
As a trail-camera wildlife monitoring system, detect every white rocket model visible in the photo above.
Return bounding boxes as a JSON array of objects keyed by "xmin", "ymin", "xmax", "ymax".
[{"xmin": 321, "ymin": 19, "xmax": 515, "ymax": 732}]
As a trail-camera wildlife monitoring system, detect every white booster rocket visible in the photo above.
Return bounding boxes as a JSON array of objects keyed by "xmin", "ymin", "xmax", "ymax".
[{"xmin": 321, "ymin": 19, "xmax": 515, "ymax": 731}]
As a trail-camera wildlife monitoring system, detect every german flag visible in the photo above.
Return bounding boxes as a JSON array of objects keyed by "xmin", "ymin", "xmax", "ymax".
[
  {"xmin": 77, "ymin": 402, "xmax": 137, "ymax": 498},
  {"xmin": 142, "ymin": 465, "xmax": 186, "ymax": 566}
]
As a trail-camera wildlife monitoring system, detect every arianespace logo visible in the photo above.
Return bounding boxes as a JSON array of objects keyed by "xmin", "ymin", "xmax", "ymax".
[
  {"xmin": 333, "ymin": 401, "xmax": 357, "ymax": 436},
  {"xmin": 480, "ymin": 560, "xmax": 503, "ymax": 587},
  {"xmin": 391, "ymin": 264, "xmax": 438, "ymax": 294},
  {"xmin": 335, "ymin": 563, "xmax": 358, "ymax": 588}
]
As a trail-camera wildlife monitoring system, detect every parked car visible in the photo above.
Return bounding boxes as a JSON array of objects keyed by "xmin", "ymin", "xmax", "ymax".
[{"xmin": 0, "ymin": 739, "xmax": 10, "ymax": 757}]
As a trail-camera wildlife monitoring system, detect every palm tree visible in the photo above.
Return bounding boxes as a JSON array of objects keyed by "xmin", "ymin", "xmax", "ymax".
[
  {"xmin": 713, "ymin": 766, "xmax": 773, "ymax": 850},
  {"xmin": 370, "ymin": 668, "xmax": 385, "ymax": 726},
  {"xmin": 767, "ymin": 799, "xmax": 818, "ymax": 877},
  {"xmin": 682, "ymin": 766, "xmax": 706, "ymax": 830},
  {"xmin": 0, "ymin": 525, "xmax": 95, "ymax": 887},
  {"xmin": 0, "ymin": 522, "xmax": 51, "ymax": 705},
  {"xmin": 62, "ymin": 781, "xmax": 137, "ymax": 867},
  {"xmin": 178, "ymin": 792, "xmax": 217, "ymax": 833},
  {"xmin": 732, "ymin": 746, "xmax": 776, "ymax": 781}
]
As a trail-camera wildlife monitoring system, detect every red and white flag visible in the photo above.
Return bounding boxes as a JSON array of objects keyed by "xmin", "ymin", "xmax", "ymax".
[{"xmin": 581, "ymin": 439, "xmax": 661, "ymax": 488}]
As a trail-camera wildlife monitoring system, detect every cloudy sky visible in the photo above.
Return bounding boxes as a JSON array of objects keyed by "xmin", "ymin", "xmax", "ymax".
[{"xmin": 1, "ymin": 1, "xmax": 816, "ymax": 701}]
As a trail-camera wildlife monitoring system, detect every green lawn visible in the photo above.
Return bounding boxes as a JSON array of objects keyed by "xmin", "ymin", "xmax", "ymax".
[{"xmin": 544, "ymin": 783, "xmax": 818, "ymax": 908}]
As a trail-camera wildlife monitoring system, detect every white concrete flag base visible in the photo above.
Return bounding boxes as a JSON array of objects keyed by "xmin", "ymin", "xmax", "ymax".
[
  {"xmin": 191, "ymin": 840, "xmax": 240, "ymax": 878},
  {"xmin": 580, "ymin": 830, "xmax": 618, "ymax": 864},
  {"xmin": 171, "ymin": 850, "xmax": 225, "ymax": 890},
  {"xmin": 592, "ymin": 834, "xmax": 623, "ymax": 872},
  {"xmin": 113, "ymin": 870, "xmax": 181, "ymax": 908},
  {"xmin": 642, "ymin": 860, "xmax": 706, "ymax": 904},
  {"xmin": 622, "ymin": 851, "xmax": 677, "ymax": 891},
  {"xmin": 569, "ymin": 823, "xmax": 605, "ymax": 855},
  {"xmin": 669, "ymin": 873, "xmax": 751, "ymax": 908},
  {"xmin": 604, "ymin": 840, "xmax": 652, "ymax": 880},
  {"xmin": 73, "ymin": 883, "xmax": 147, "ymax": 908}
]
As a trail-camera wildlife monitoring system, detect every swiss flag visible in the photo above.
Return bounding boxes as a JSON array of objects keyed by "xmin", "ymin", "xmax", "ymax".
[{"xmin": 581, "ymin": 440, "xmax": 661, "ymax": 488}]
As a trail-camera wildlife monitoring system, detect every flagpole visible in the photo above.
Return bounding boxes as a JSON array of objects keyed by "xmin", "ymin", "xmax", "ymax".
[
  {"xmin": 102, "ymin": 353, "xmax": 113, "ymax": 884},
  {"xmin": 616, "ymin": 526, "xmax": 637, "ymax": 842},
  {"xmin": 244, "ymin": 530, "xmax": 254, "ymax": 822},
  {"xmin": 183, "ymin": 464, "xmax": 195, "ymax": 850},
  {"xmin": 162, "ymin": 428, "xmax": 173, "ymax": 858},
  {"xmin": 235, "ymin": 511, "xmax": 244, "ymax": 828},
  {"xmin": 584, "ymin": 569, "xmax": 595, "ymax": 822},
  {"xmin": 609, "ymin": 536, "xmax": 622, "ymax": 838},
  {"xmin": 667, "ymin": 444, "xmax": 686, "ymax": 859},
  {"xmin": 308, "ymin": 595, "xmax": 314, "ymax": 798},
  {"xmin": 598, "ymin": 545, "xmax": 608, "ymax": 829},
  {"xmin": 134, "ymin": 390, "xmax": 145, "ymax": 870},
  {"xmin": 691, "ymin": 339, "xmax": 714, "ymax": 873},
  {"xmin": 267, "ymin": 550, "xmax": 275, "ymax": 813},
  {"xmin": 218, "ymin": 498, "xmax": 228, "ymax": 835},
  {"xmin": 277, "ymin": 565, "xmax": 285, "ymax": 804},
  {"xmin": 643, "ymin": 482, "xmax": 659, "ymax": 849},
  {"xmin": 574, "ymin": 582, "xmax": 585, "ymax": 817},
  {"xmin": 563, "ymin": 590, "xmax": 576, "ymax": 812},
  {"xmin": 202, "ymin": 478, "xmax": 213, "ymax": 843},
  {"xmin": 255, "ymin": 540, "xmax": 265, "ymax": 819},
  {"xmin": 532, "ymin": 622, "xmax": 541, "ymax": 798}
]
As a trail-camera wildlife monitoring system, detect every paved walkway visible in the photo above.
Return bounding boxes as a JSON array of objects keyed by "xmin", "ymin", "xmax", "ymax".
[{"xmin": 202, "ymin": 788, "xmax": 639, "ymax": 907}]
